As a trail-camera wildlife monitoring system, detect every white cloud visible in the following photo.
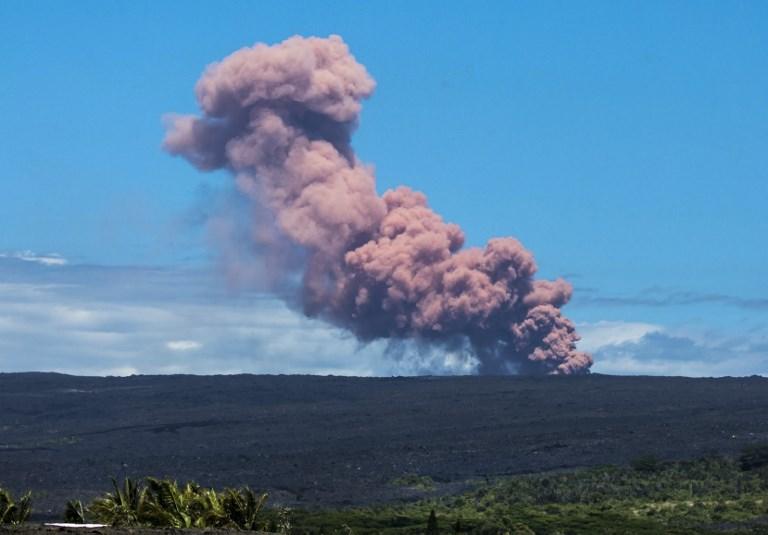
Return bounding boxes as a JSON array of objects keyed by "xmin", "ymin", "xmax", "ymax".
[
  {"xmin": 0, "ymin": 250, "xmax": 67, "ymax": 266},
  {"xmin": 0, "ymin": 263, "xmax": 400, "ymax": 376},
  {"xmin": 0, "ymin": 259, "xmax": 764, "ymax": 378},
  {"xmin": 99, "ymin": 366, "xmax": 139, "ymax": 377},
  {"xmin": 572, "ymin": 319, "xmax": 768, "ymax": 377},
  {"xmin": 166, "ymin": 340, "xmax": 202, "ymax": 351},
  {"xmin": 577, "ymin": 320, "xmax": 663, "ymax": 353},
  {"xmin": 49, "ymin": 305, "xmax": 101, "ymax": 326},
  {"xmin": 589, "ymin": 330, "xmax": 767, "ymax": 377}
]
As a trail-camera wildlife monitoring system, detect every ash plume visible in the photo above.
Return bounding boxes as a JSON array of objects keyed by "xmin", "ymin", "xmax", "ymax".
[{"xmin": 164, "ymin": 35, "xmax": 592, "ymax": 375}]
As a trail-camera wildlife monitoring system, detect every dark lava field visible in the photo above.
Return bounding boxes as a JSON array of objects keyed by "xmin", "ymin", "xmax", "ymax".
[{"xmin": 1, "ymin": 372, "xmax": 768, "ymax": 520}]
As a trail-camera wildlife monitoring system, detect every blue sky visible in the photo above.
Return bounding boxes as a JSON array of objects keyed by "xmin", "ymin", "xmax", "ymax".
[{"xmin": 1, "ymin": 1, "xmax": 766, "ymax": 376}]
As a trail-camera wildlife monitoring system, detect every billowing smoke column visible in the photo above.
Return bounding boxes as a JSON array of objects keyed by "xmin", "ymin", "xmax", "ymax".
[{"xmin": 164, "ymin": 35, "xmax": 592, "ymax": 375}]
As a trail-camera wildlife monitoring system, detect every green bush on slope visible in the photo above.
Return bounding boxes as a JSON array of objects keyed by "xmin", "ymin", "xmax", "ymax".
[
  {"xmin": 0, "ymin": 487, "xmax": 31, "ymax": 525},
  {"xmin": 58, "ymin": 446, "xmax": 768, "ymax": 534},
  {"xmin": 284, "ymin": 454, "xmax": 768, "ymax": 534},
  {"xmin": 739, "ymin": 444, "xmax": 768, "ymax": 472}
]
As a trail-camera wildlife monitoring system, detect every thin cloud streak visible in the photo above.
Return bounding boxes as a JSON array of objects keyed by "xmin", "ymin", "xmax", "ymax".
[
  {"xmin": 0, "ymin": 251, "xmax": 68, "ymax": 266},
  {"xmin": 574, "ymin": 287, "xmax": 768, "ymax": 310}
]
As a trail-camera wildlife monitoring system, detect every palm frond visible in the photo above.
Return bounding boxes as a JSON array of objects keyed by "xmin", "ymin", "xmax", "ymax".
[{"xmin": 0, "ymin": 488, "xmax": 32, "ymax": 525}]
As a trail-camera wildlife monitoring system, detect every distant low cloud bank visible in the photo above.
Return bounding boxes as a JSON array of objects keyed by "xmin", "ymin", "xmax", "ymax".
[
  {"xmin": 0, "ymin": 256, "xmax": 764, "ymax": 377},
  {"xmin": 583, "ymin": 322, "xmax": 767, "ymax": 377},
  {"xmin": 0, "ymin": 257, "xmax": 469, "ymax": 376}
]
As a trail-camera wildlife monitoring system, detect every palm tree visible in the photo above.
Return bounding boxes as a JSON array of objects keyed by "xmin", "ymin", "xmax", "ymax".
[
  {"xmin": 0, "ymin": 488, "xmax": 32, "ymax": 525},
  {"xmin": 84, "ymin": 477, "xmax": 269, "ymax": 530},
  {"xmin": 221, "ymin": 487, "xmax": 269, "ymax": 530},
  {"xmin": 88, "ymin": 477, "xmax": 148, "ymax": 526},
  {"xmin": 143, "ymin": 478, "xmax": 207, "ymax": 529},
  {"xmin": 194, "ymin": 487, "xmax": 230, "ymax": 527},
  {"xmin": 64, "ymin": 499, "xmax": 87, "ymax": 524}
]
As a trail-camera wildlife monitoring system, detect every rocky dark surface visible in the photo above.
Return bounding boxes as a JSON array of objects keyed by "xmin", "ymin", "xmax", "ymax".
[
  {"xmin": 1, "ymin": 373, "xmax": 768, "ymax": 520},
  {"xmin": 0, "ymin": 527, "xmax": 275, "ymax": 535}
]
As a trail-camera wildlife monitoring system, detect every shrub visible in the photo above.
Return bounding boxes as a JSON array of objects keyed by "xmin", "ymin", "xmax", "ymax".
[
  {"xmin": 221, "ymin": 486, "xmax": 269, "ymax": 530},
  {"xmin": 426, "ymin": 509, "xmax": 438, "ymax": 534},
  {"xmin": 142, "ymin": 478, "xmax": 212, "ymax": 528},
  {"xmin": 88, "ymin": 477, "xmax": 147, "ymax": 526},
  {"xmin": 630, "ymin": 455, "xmax": 663, "ymax": 473},
  {"xmin": 391, "ymin": 474, "xmax": 435, "ymax": 490},
  {"xmin": 510, "ymin": 523, "xmax": 536, "ymax": 535},
  {"xmin": 81, "ymin": 476, "xmax": 269, "ymax": 530},
  {"xmin": 739, "ymin": 443, "xmax": 768, "ymax": 471},
  {"xmin": 0, "ymin": 488, "xmax": 32, "ymax": 525},
  {"xmin": 64, "ymin": 499, "xmax": 87, "ymax": 523}
]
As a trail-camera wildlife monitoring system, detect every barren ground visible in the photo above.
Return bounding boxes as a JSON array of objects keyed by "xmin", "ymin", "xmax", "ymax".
[{"xmin": 1, "ymin": 373, "xmax": 767, "ymax": 521}]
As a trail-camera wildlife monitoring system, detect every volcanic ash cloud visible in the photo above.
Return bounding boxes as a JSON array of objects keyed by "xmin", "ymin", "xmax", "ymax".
[{"xmin": 164, "ymin": 35, "xmax": 592, "ymax": 375}]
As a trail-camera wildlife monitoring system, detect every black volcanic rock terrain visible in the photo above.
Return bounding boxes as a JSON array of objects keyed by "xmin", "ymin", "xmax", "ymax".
[{"xmin": 1, "ymin": 373, "xmax": 767, "ymax": 520}]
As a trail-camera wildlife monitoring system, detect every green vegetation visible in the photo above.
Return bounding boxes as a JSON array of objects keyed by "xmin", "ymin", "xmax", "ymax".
[
  {"xmin": 88, "ymin": 476, "xmax": 147, "ymax": 526},
  {"xmin": 63, "ymin": 499, "xmax": 87, "ymax": 523},
  {"xmin": 740, "ymin": 443, "xmax": 768, "ymax": 472},
  {"xmin": 426, "ymin": 509, "xmax": 438, "ymax": 534},
  {"xmin": 0, "ymin": 487, "xmax": 31, "ymax": 525},
  {"xmin": 283, "ymin": 454, "xmax": 768, "ymax": 534},
  {"xmin": 391, "ymin": 474, "xmax": 436, "ymax": 491},
  {"xmin": 629, "ymin": 454, "xmax": 664, "ymax": 473},
  {"xmin": 70, "ymin": 477, "xmax": 270, "ymax": 530},
  {"xmin": 9, "ymin": 447, "xmax": 768, "ymax": 533}
]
